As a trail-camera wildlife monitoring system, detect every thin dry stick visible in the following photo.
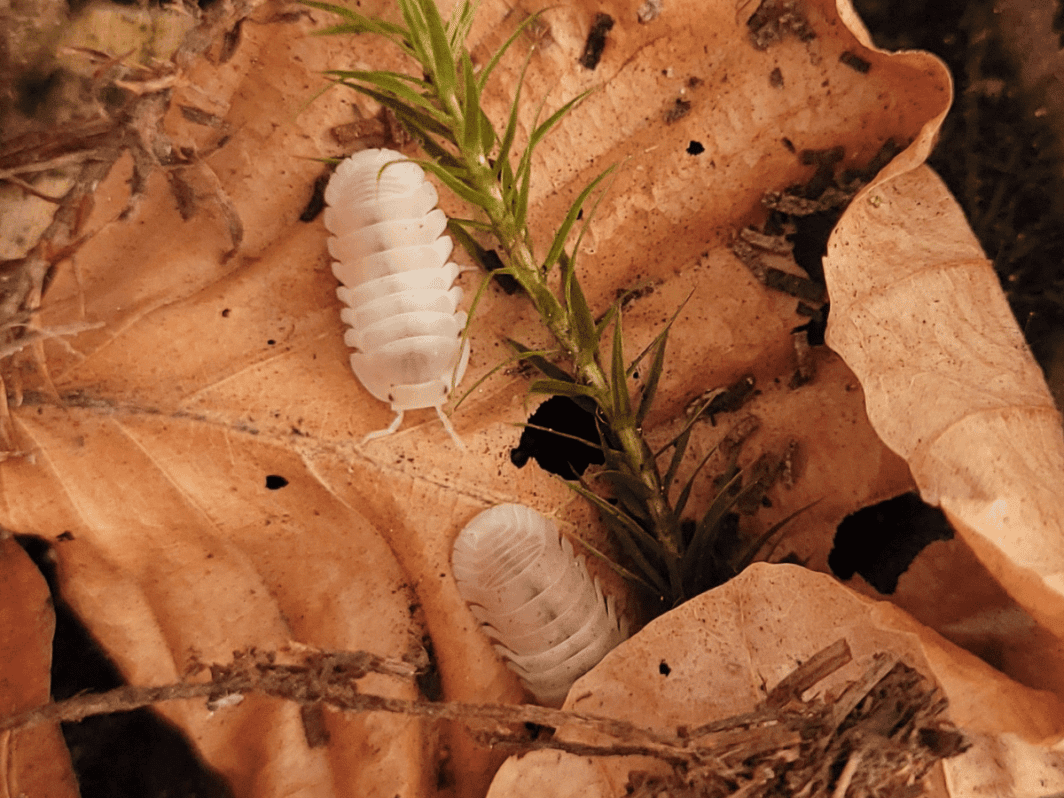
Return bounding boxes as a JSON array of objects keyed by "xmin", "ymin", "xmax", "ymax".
[{"xmin": 0, "ymin": 639, "xmax": 968, "ymax": 789}]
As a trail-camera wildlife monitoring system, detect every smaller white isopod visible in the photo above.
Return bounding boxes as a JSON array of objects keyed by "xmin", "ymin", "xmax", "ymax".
[
  {"xmin": 324, "ymin": 148, "xmax": 469, "ymax": 446},
  {"xmin": 451, "ymin": 503, "xmax": 628, "ymax": 707}
]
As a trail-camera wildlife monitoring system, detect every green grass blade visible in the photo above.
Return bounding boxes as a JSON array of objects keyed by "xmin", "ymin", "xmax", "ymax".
[
  {"xmin": 511, "ymin": 89, "xmax": 593, "ymax": 236},
  {"xmin": 447, "ymin": 0, "xmax": 481, "ymax": 51},
  {"xmin": 326, "ymin": 68, "xmax": 431, "ymax": 90},
  {"xmin": 498, "ymin": 154, "xmax": 517, "ymax": 199},
  {"xmin": 542, "ymin": 164, "xmax": 616, "ymax": 273},
  {"xmin": 445, "ymin": 222, "xmax": 495, "ymax": 284},
  {"xmin": 565, "ymin": 270, "xmax": 600, "ymax": 355},
  {"xmin": 419, "ymin": 0, "xmax": 458, "ymax": 102},
  {"xmin": 672, "ymin": 438, "xmax": 723, "ymax": 519},
  {"xmin": 529, "ymin": 88, "xmax": 595, "ymax": 148},
  {"xmin": 459, "ymin": 50, "xmax": 482, "ymax": 156},
  {"xmin": 568, "ymin": 480, "xmax": 670, "ymax": 594},
  {"xmin": 301, "ymin": 0, "xmax": 410, "ymax": 48},
  {"xmin": 684, "ymin": 468, "xmax": 745, "ymax": 584},
  {"xmin": 327, "ymin": 70, "xmax": 444, "ymax": 118},
  {"xmin": 412, "ymin": 134, "xmax": 466, "ymax": 170},
  {"xmin": 313, "ymin": 23, "xmax": 407, "ymax": 47},
  {"xmin": 609, "ymin": 307, "xmax": 631, "ymax": 422},
  {"xmin": 596, "ymin": 469, "xmax": 654, "ymax": 521},
  {"xmin": 452, "ymin": 278, "xmax": 520, "ymax": 410},
  {"xmin": 566, "ymin": 160, "xmax": 619, "ymax": 277},
  {"xmin": 477, "ymin": 8, "xmax": 546, "ymax": 92},
  {"xmin": 661, "ymin": 425, "xmax": 694, "ymax": 495},
  {"xmin": 529, "ymin": 379, "xmax": 598, "ymax": 400},
  {"xmin": 512, "ymin": 138, "xmax": 535, "ymax": 234},
  {"xmin": 627, "ymin": 288, "xmax": 692, "ymax": 377},
  {"xmin": 729, "ymin": 499, "xmax": 820, "ymax": 574},
  {"xmin": 453, "ymin": 348, "xmax": 559, "ymax": 411},
  {"xmin": 505, "ymin": 339, "xmax": 573, "ymax": 382},
  {"xmin": 336, "ymin": 82, "xmax": 453, "ymax": 139},
  {"xmin": 635, "ymin": 327, "xmax": 668, "ymax": 425},
  {"xmin": 447, "ymin": 217, "xmax": 494, "ymax": 234},
  {"xmin": 652, "ymin": 390, "xmax": 723, "ymax": 460},
  {"xmin": 397, "ymin": 0, "xmax": 433, "ymax": 69},
  {"xmin": 631, "ymin": 291, "xmax": 694, "ymax": 426},
  {"xmin": 449, "ymin": 267, "xmax": 495, "ymax": 402},
  {"xmin": 567, "ymin": 532, "xmax": 658, "ymax": 593},
  {"xmin": 478, "ymin": 108, "xmax": 496, "ymax": 156},
  {"xmin": 594, "ymin": 301, "xmax": 618, "ymax": 338},
  {"xmin": 415, "ymin": 159, "xmax": 492, "ymax": 208},
  {"xmin": 513, "ymin": 422, "xmax": 601, "ymax": 451}
]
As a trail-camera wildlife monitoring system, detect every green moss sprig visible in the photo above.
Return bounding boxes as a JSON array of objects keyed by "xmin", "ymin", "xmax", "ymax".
[{"xmin": 307, "ymin": 0, "xmax": 797, "ymax": 607}]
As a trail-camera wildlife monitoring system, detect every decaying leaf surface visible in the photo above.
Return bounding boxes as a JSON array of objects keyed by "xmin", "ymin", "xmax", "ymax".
[
  {"xmin": 0, "ymin": 536, "xmax": 79, "ymax": 798},
  {"xmin": 2, "ymin": 408, "xmax": 435, "ymax": 797},
  {"xmin": 2, "ymin": 0, "xmax": 1033, "ymax": 793},
  {"xmin": 487, "ymin": 564, "xmax": 1064, "ymax": 797},
  {"xmin": 823, "ymin": 136, "xmax": 1064, "ymax": 694}
]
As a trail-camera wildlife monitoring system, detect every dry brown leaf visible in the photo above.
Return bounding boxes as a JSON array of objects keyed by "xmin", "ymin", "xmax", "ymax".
[
  {"xmin": 487, "ymin": 563, "xmax": 1064, "ymax": 797},
  {"xmin": 0, "ymin": 0, "xmax": 1010, "ymax": 794},
  {"xmin": 823, "ymin": 119, "xmax": 1064, "ymax": 696},
  {"xmin": 0, "ymin": 536, "xmax": 79, "ymax": 798}
]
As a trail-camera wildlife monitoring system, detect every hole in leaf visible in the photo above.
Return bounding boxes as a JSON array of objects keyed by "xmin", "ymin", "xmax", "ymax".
[
  {"xmin": 687, "ymin": 140, "xmax": 705, "ymax": 155},
  {"xmin": 828, "ymin": 492, "xmax": 954, "ymax": 594},
  {"xmin": 787, "ymin": 209, "xmax": 835, "ymax": 285},
  {"xmin": 265, "ymin": 475, "xmax": 289, "ymax": 490},
  {"xmin": 510, "ymin": 396, "xmax": 604, "ymax": 477},
  {"xmin": 14, "ymin": 536, "xmax": 235, "ymax": 798},
  {"xmin": 659, "ymin": 660, "xmax": 671, "ymax": 676}
]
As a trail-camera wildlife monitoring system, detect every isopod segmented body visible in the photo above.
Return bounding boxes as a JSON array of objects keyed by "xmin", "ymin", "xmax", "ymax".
[
  {"xmin": 452, "ymin": 504, "xmax": 628, "ymax": 707},
  {"xmin": 324, "ymin": 148, "xmax": 469, "ymax": 445}
]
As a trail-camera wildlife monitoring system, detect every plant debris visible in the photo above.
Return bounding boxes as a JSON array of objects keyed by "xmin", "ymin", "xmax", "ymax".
[
  {"xmin": 664, "ymin": 97, "xmax": 692, "ymax": 124},
  {"xmin": 839, "ymin": 50, "xmax": 872, "ymax": 73},
  {"xmin": 746, "ymin": 0, "xmax": 816, "ymax": 50},
  {"xmin": 637, "ymin": 0, "xmax": 663, "ymax": 24},
  {"xmin": 624, "ymin": 640, "xmax": 969, "ymax": 797},
  {"xmin": 685, "ymin": 374, "xmax": 757, "ymax": 425},
  {"xmin": 733, "ymin": 140, "xmax": 905, "ymax": 343},
  {"xmin": 0, "ymin": 639, "xmax": 968, "ymax": 797},
  {"xmin": 579, "ymin": 12, "xmax": 615, "ymax": 69}
]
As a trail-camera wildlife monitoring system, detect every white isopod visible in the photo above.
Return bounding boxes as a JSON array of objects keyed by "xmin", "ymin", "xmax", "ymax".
[
  {"xmin": 451, "ymin": 503, "xmax": 628, "ymax": 707},
  {"xmin": 324, "ymin": 148, "xmax": 469, "ymax": 445}
]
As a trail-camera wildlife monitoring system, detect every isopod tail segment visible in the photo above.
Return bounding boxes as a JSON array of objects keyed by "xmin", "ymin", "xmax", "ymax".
[
  {"xmin": 324, "ymin": 148, "xmax": 472, "ymax": 449},
  {"xmin": 358, "ymin": 345, "xmax": 470, "ymax": 449}
]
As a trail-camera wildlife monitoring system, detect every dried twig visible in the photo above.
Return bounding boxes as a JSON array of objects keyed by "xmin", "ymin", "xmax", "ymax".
[{"xmin": 0, "ymin": 640, "xmax": 969, "ymax": 795}]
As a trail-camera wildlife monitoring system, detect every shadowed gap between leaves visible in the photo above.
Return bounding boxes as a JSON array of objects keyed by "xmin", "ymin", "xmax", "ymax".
[
  {"xmin": 828, "ymin": 492, "xmax": 955, "ymax": 594},
  {"xmin": 14, "ymin": 535, "xmax": 235, "ymax": 798}
]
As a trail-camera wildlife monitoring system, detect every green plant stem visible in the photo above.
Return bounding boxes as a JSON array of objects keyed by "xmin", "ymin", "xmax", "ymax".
[
  {"xmin": 464, "ymin": 158, "xmax": 686, "ymax": 598},
  {"xmin": 310, "ymin": 0, "xmax": 763, "ymax": 605}
]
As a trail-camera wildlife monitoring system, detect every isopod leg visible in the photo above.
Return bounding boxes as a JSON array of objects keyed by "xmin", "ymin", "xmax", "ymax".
[
  {"xmin": 435, "ymin": 405, "xmax": 466, "ymax": 451},
  {"xmin": 361, "ymin": 410, "xmax": 404, "ymax": 444}
]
